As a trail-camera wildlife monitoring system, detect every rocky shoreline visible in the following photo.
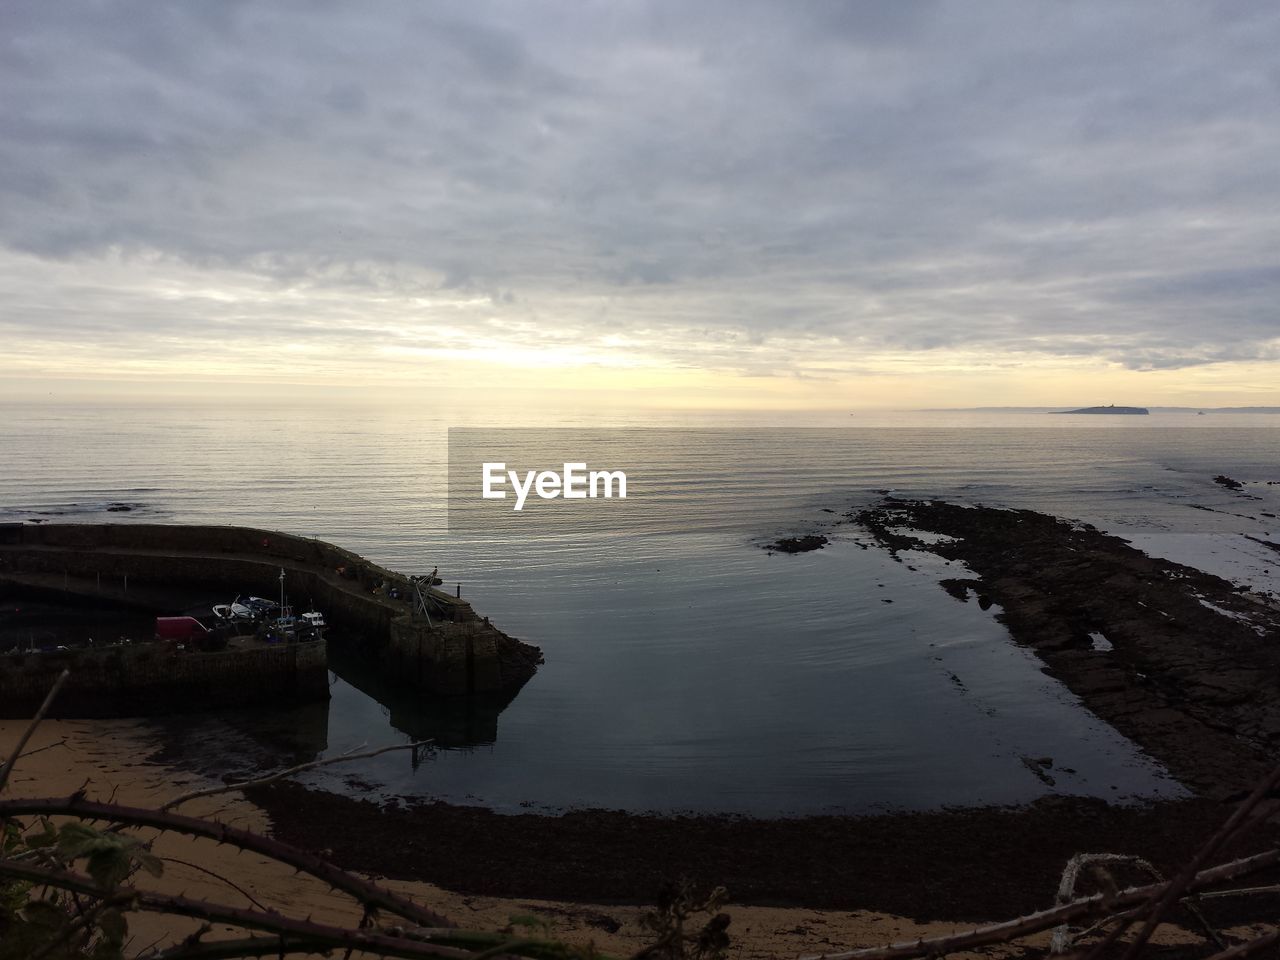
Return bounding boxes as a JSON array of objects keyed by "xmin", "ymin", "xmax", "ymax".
[
  {"xmin": 244, "ymin": 499, "xmax": 1280, "ymax": 920},
  {"xmin": 855, "ymin": 499, "xmax": 1280, "ymax": 798}
]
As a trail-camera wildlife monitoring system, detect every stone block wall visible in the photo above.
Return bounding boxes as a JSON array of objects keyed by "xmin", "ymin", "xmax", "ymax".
[{"xmin": 0, "ymin": 639, "xmax": 329, "ymax": 718}]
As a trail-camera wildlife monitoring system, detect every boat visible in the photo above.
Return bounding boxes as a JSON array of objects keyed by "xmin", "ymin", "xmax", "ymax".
[
  {"xmin": 260, "ymin": 608, "xmax": 324, "ymax": 643},
  {"xmin": 211, "ymin": 601, "xmax": 255, "ymax": 621},
  {"xmin": 243, "ymin": 596, "xmax": 281, "ymax": 616},
  {"xmin": 211, "ymin": 595, "xmax": 282, "ymax": 622},
  {"xmin": 299, "ymin": 610, "xmax": 326, "ymax": 630}
]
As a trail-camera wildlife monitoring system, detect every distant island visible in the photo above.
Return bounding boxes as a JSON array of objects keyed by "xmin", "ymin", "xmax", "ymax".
[{"xmin": 1052, "ymin": 405, "xmax": 1149, "ymax": 415}]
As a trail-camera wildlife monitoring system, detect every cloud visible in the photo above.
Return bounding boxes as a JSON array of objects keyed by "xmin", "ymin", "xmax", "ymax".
[{"xmin": 2, "ymin": 0, "xmax": 1279, "ymax": 384}]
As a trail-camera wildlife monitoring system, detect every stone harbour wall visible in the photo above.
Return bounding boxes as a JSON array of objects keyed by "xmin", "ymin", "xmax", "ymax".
[
  {"xmin": 0, "ymin": 638, "xmax": 329, "ymax": 718},
  {"xmin": 0, "ymin": 522, "xmax": 542, "ymax": 702}
]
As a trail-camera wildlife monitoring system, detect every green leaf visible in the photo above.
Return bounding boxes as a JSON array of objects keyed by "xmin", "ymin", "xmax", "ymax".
[
  {"xmin": 85, "ymin": 848, "xmax": 133, "ymax": 892},
  {"xmin": 55, "ymin": 823, "xmax": 159, "ymax": 891},
  {"xmin": 134, "ymin": 849, "xmax": 164, "ymax": 879},
  {"xmin": 55, "ymin": 823, "xmax": 120, "ymax": 861}
]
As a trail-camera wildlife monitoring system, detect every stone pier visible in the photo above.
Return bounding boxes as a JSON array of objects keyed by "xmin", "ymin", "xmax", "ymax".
[{"xmin": 0, "ymin": 523, "xmax": 542, "ymax": 713}]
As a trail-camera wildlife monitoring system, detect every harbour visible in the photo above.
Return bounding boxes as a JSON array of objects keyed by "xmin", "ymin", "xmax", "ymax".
[
  {"xmin": 0, "ymin": 521, "xmax": 541, "ymax": 717},
  {"xmin": 4, "ymin": 406, "xmax": 1279, "ymax": 815}
]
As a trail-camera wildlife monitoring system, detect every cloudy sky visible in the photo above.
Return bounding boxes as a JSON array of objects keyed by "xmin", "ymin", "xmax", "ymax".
[{"xmin": 3, "ymin": 1, "xmax": 1279, "ymax": 407}]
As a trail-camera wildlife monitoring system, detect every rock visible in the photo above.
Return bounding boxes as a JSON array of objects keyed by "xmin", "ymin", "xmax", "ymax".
[
  {"xmin": 1020, "ymin": 756, "xmax": 1057, "ymax": 786},
  {"xmin": 766, "ymin": 535, "xmax": 829, "ymax": 554},
  {"xmin": 853, "ymin": 497, "xmax": 1280, "ymax": 796},
  {"xmin": 939, "ymin": 579, "xmax": 975, "ymax": 602}
]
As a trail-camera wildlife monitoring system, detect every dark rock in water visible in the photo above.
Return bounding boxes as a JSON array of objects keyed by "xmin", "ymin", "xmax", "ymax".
[
  {"xmin": 766, "ymin": 534, "xmax": 829, "ymax": 554},
  {"xmin": 939, "ymin": 578, "xmax": 977, "ymax": 602},
  {"xmin": 106, "ymin": 504, "xmax": 133, "ymax": 512},
  {"xmin": 1020, "ymin": 756, "xmax": 1056, "ymax": 786},
  {"xmin": 1214, "ymin": 475, "xmax": 1244, "ymax": 491},
  {"xmin": 1052, "ymin": 405, "xmax": 1149, "ymax": 415}
]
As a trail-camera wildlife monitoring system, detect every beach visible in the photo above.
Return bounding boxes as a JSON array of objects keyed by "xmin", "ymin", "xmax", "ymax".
[{"xmin": 0, "ymin": 716, "xmax": 1077, "ymax": 959}]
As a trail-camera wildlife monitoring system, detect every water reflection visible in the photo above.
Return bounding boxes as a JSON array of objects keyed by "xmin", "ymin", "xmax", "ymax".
[{"xmin": 143, "ymin": 696, "xmax": 331, "ymax": 782}]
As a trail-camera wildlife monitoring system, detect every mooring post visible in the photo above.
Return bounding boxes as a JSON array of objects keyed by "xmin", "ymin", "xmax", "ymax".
[{"xmin": 456, "ymin": 583, "xmax": 461, "ymax": 598}]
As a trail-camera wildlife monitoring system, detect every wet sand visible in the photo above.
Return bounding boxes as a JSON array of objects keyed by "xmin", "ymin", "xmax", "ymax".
[{"xmin": 1, "ymin": 717, "xmax": 1060, "ymax": 959}]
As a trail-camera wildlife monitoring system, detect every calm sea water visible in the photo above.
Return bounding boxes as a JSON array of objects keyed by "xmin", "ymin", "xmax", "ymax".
[{"xmin": 3, "ymin": 403, "xmax": 1279, "ymax": 815}]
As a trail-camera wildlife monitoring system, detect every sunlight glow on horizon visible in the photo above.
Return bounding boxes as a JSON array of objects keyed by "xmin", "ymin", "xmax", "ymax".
[{"xmin": 4, "ymin": 244, "xmax": 1277, "ymax": 410}]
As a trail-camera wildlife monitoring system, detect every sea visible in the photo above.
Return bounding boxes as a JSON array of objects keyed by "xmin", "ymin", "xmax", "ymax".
[{"xmin": 3, "ymin": 402, "xmax": 1279, "ymax": 816}]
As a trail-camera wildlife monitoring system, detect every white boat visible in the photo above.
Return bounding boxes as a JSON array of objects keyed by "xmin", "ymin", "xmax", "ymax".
[
  {"xmin": 299, "ymin": 610, "xmax": 326, "ymax": 630},
  {"xmin": 243, "ymin": 596, "xmax": 281, "ymax": 616},
  {"xmin": 212, "ymin": 602, "xmax": 255, "ymax": 621}
]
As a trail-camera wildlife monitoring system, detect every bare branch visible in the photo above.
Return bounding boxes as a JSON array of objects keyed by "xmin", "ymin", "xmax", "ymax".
[
  {"xmin": 1051, "ymin": 852, "xmax": 1224, "ymax": 954},
  {"xmin": 16, "ymin": 737, "xmax": 70, "ymax": 760},
  {"xmin": 1203, "ymin": 928, "xmax": 1280, "ymax": 960},
  {"xmin": 797, "ymin": 844, "xmax": 1280, "ymax": 960},
  {"xmin": 1105, "ymin": 762, "xmax": 1280, "ymax": 960},
  {"xmin": 159, "ymin": 738, "xmax": 433, "ymax": 811},
  {"xmin": 0, "ymin": 795, "xmax": 455, "ymax": 930},
  {"xmin": 0, "ymin": 668, "xmax": 70, "ymax": 794},
  {"xmin": 1196, "ymin": 883, "xmax": 1280, "ymax": 899},
  {"xmin": 0, "ymin": 857, "xmax": 478, "ymax": 960},
  {"xmin": 1051, "ymin": 853, "xmax": 1156, "ymax": 954},
  {"xmin": 158, "ymin": 856, "xmax": 271, "ymax": 912}
]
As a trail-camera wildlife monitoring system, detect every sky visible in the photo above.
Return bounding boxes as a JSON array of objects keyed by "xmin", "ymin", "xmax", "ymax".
[{"xmin": 2, "ymin": 1, "xmax": 1279, "ymax": 408}]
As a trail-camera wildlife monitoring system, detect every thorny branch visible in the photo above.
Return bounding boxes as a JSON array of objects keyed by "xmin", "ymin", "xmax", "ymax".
[
  {"xmin": 799, "ymin": 844, "xmax": 1280, "ymax": 960},
  {"xmin": 1094, "ymin": 761, "xmax": 1280, "ymax": 960},
  {"xmin": 0, "ymin": 795, "xmax": 455, "ymax": 930},
  {"xmin": 0, "ymin": 857, "xmax": 477, "ymax": 960}
]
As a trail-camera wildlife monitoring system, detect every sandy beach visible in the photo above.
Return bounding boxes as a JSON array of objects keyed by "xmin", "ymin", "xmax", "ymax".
[{"xmin": 0, "ymin": 715, "xmax": 1060, "ymax": 960}]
